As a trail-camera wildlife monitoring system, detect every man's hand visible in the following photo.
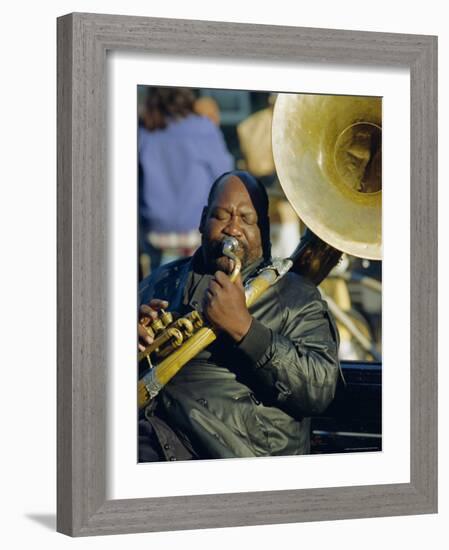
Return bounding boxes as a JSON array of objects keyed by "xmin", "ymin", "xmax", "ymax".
[
  {"xmin": 203, "ymin": 271, "xmax": 252, "ymax": 342},
  {"xmin": 138, "ymin": 299, "xmax": 169, "ymax": 352}
]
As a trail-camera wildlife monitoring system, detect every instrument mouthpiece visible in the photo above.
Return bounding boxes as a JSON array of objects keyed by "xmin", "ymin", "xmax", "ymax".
[
  {"xmin": 221, "ymin": 237, "xmax": 241, "ymax": 282},
  {"xmin": 222, "ymin": 237, "xmax": 239, "ymax": 256}
]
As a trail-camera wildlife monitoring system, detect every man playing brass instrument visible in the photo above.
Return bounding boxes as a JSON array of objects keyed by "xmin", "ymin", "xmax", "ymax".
[{"xmin": 138, "ymin": 170, "xmax": 340, "ymax": 461}]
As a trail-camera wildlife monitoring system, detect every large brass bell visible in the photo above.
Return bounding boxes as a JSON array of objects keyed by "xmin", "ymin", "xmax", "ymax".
[{"xmin": 272, "ymin": 94, "xmax": 382, "ymax": 260}]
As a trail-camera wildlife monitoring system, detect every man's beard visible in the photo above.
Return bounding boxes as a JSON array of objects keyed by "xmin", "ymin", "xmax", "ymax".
[{"xmin": 203, "ymin": 238, "xmax": 250, "ymax": 274}]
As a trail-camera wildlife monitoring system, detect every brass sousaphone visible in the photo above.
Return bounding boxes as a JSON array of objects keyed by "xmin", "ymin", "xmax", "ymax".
[{"xmin": 272, "ymin": 93, "xmax": 382, "ymax": 266}]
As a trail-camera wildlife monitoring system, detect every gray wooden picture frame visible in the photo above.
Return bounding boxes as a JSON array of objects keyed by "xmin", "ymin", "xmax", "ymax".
[{"xmin": 57, "ymin": 12, "xmax": 438, "ymax": 537}]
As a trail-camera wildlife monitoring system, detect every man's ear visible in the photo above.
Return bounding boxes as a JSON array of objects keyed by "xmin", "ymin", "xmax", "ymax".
[{"xmin": 199, "ymin": 206, "xmax": 208, "ymax": 234}]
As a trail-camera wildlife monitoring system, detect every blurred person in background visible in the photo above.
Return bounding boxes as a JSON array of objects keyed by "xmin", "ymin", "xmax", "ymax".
[
  {"xmin": 237, "ymin": 94, "xmax": 301, "ymax": 259},
  {"xmin": 193, "ymin": 95, "xmax": 221, "ymax": 126},
  {"xmin": 139, "ymin": 87, "xmax": 233, "ymax": 275}
]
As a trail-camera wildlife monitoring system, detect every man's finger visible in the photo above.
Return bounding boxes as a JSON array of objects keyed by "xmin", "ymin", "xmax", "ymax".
[
  {"xmin": 139, "ymin": 304, "xmax": 157, "ymax": 320},
  {"xmin": 208, "ymin": 279, "xmax": 222, "ymax": 296},
  {"xmin": 234, "ymin": 273, "xmax": 244, "ymax": 289},
  {"xmin": 214, "ymin": 270, "xmax": 230, "ymax": 286},
  {"xmin": 138, "ymin": 324, "xmax": 154, "ymax": 345},
  {"xmin": 149, "ymin": 299, "xmax": 169, "ymax": 310}
]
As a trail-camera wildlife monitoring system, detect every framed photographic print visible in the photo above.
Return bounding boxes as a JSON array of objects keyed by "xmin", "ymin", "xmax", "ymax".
[{"xmin": 57, "ymin": 12, "xmax": 437, "ymax": 536}]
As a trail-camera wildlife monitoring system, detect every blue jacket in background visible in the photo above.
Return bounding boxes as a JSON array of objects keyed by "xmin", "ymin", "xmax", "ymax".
[{"xmin": 138, "ymin": 114, "xmax": 234, "ymax": 234}]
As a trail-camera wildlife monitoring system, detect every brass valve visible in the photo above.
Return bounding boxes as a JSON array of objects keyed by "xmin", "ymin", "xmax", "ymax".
[
  {"xmin": 151, "ymin": 318, "xmax": 165, "ymax": 334},
  {"xmin": 160, "ymin": 309, "xmax": 173, "ymax": 326}
]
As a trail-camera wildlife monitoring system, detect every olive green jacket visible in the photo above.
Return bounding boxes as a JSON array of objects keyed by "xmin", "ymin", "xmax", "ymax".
[{"xmin": 139, "ymin": 255, "xmax": 340, "ymax": 459}]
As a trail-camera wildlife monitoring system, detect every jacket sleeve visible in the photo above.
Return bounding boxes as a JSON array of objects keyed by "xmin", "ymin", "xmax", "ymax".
[{"xmin": 236, "ymin": 285, "xmax": 340, "ymax": 419}]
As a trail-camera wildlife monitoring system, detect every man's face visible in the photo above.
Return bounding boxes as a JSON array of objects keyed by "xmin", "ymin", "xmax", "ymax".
[{"xmin": 200, "ymin": 175, "xmax": 264, "ymax": 274}]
